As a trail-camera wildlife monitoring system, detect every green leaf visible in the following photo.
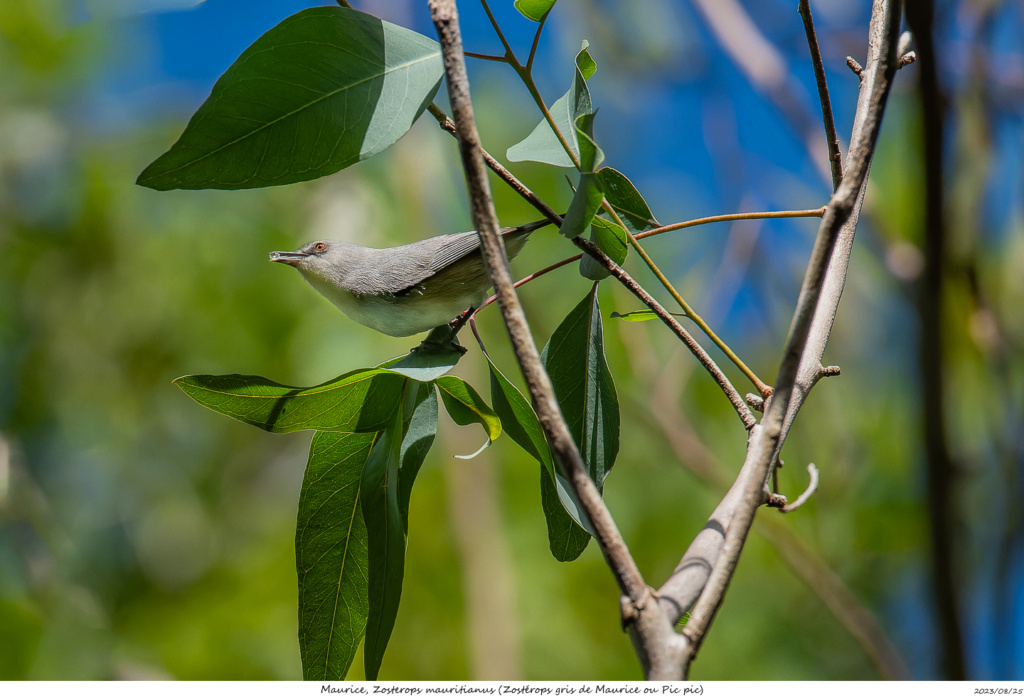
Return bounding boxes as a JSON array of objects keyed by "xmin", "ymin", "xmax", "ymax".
[
  {"xmin": 360, "ymin": 381, "xmax": 438, "ymax": 679},
  {"xmin": 560, "ymin": 114, "xmax": 605, "ymax": 242},
  {"xmin": 435, "ymin": 376, "xmax": 501, "ymax": 442},
  {"xmin": 173, "ymin": 369, "xmax": 406, "ymax": 434},
  {"xmin": 486, "ymin": 357, "xmax": 594, "ymax": 560},
  {"xmin": 296, "ymin": 430, "xmax": 376, "ymax": 681},
  {"xmin": 386, "ymin": 346, "xmax": 464, "ymax": 383},
  {"xmin": 540, "ymin": 470, "xmax": 593, "ymax": 560},
  {"xmin": 506, "ymin": 41, "xmax": 595, "ymax": 168},
  {"xmin": 396, "ymin": 382, "xmax": 438, "ymax": 534},
  {"xmin": 514, "ymin": 0, "xmax": 557, "ymax": 22},
  {"xmin": 611, "ymin": 309, "xmax": 686, "ymax": 322},
  {"xmin": 543, "ymin": 284, "xmax": 619, "ymax": 488},
  {"xmin": 486, "ymin": 357, "xmax": 551, "ymax": 469},
  {"xmin": 360, "ymin": 410, "xmax": 405, "ymax": 681},
  {"xmin": 597, "ymin": 167, "xmax": 659, "ymax": 234},
  {"xmin": 579, "ymin": 217, "xmax": 628, "ymax": 281},
  {"xmin": 137, "ymin": 7, "xmax": 442, "ymax": 190}
]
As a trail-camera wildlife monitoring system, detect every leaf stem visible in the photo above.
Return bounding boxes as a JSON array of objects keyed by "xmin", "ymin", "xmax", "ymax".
[
  {"xmin": 464, "ymin": 51, "xmax": 509, "ymax": 62},
  {"xmin": 604, "ymin": 202, "xmax": 773, "ymax": 397}
]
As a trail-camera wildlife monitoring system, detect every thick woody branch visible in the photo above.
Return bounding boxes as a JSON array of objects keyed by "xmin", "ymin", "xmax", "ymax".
[
  {"xmin": 427, "ymin": 0, "xmax": 681, "ymax": 678},
  {"xmin": 652, "ymin": 0, "xmax": 905, "ymax": 674}
]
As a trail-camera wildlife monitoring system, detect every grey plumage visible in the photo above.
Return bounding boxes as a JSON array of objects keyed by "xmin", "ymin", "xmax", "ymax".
[{"xmin": 270, "ymin": 218, "xmax": 551, "ymax": 337}]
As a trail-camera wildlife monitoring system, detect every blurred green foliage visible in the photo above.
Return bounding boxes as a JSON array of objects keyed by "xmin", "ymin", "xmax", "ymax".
[{"xmin": 1, "ymin": 0, "xmax": 1022, "ymax": 682}]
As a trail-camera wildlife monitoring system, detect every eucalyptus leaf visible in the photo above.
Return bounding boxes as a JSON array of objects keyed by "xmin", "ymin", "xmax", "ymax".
[
  {"xmin": 542, "ymin": 284, "xmax": 619, "ymax": 489},
  {"xmin": 506, "ymin": 41, "xmax": 596, "ymax": 168},
  {"xmin": 514, "ymin": 0, "xmax": 557, "ymax": 22},
  {"xmin": 174, "ymin": 369, "xmax": 406, "ymax": 434},
  {"xmin": 560, "ymin": 114, "xmax": 605, "ymax": 241},
  {"xmin": 611, "ymin": 309, "xmax": 686, "ymax": 322},
  {"xmin": 597, "ymin": 167, "xmax": 659, "ymax": 233},
  {"xmin": 580, "ymin": 217, "xmax": 628, "ymax": 281},
  {"xmin": 296, "ymin": 430, "xmax": 376, "ymax": 680},
  {"xmin": 137, "ymin": 7, "xmax": 442, "ymax": 190},
  {"xmin": 435, "ymin": 375, "xmax": 502, "ymax": 442},
  {"xmin": 486, "ymin": 357, "xmax": 595, "ymax": 559},
  {"xmin": 360, "ymin": 410, "xmax": 405, "ymax": 681}
]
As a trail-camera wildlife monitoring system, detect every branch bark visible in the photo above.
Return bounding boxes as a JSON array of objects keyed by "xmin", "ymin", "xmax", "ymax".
[
  {"xmin": 427, "ymin": 0, "xmax": 683, "ymax": 678},
  {"xmin": 652, "ymin": 0, "xmax": 906, "ymax": 675}
]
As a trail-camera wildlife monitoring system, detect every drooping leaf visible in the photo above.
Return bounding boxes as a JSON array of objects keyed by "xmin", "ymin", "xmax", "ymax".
[
  {"xmin": 435, "ymin": 375, "xmax": 502, "ymax": 442},
  {"xmin": 560, "ymin": 113, "xmax": 606, "ymax": 242},
  {"xmin": 360, "ymin": 410, "xmax": 405, "ymax": 681},
  {"xmin": 543, "ymin": 283, "xmax": 619, "ymax": 488},
  {"xmin": 506, "ymin": 41, "xmax": 596, "ymax": 168},
  {"xmin": 579, "ymin": 217, "xmax": 628, "ymax": 281},
  {"xmin": 173, "ymin": 369, "xmax": 405, "ymax": 434},
  {"xmin": 137, "ymin": 7, "xmax": 443, "ymax": 190},
  {"xmin": 359, "ymin": 381, "xmax": 437, "ymax": 680},
  {"xmin": 514, "ymin": 0, "xmax": 558, "ymax": 22},
  {"xmin": 296, "ymin": 430, "xmax": 376, "ymax": 681},
  {"xmin": 597, "ymin": 167, "xmax": 659, "ymax": 234},
  {"xmin": 485, "ymin": 357, "xmax": 551, "ymax": 469},
  {"xmin": 486, "ymin": 357, "xmax": 595, "ymax": 560},
  {"xmin": 396, "ymin": 382, "xmax": 438, "ymax": 534},
  {"xmin": 540, "ymin": 470, "xmax": 593, "ymax": 560}
]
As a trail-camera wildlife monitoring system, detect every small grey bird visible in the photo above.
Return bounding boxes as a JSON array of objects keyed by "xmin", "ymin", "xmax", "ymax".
[{"xmin": 270, "ymin": 219, "xmax": 551, "ymax": 337}]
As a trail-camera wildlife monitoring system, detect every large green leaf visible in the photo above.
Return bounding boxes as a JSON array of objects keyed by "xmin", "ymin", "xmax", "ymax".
[
  {"xmin": 174, "ymin": 369, "xmax": 405, "ymax": 434},
  {"xmin": 360, "ymin": 410, "xmax": 405, "ymax": 681},
  {"xmin": 435, "ymin": 376, "xmax": 502, "ymax": 443},
  {"xmin": 137, "ymin": 7, "xmax": 442, "ymax": 190},
  {"xmin": 514, "ymin": 0, "xmax": 558, "ymax": 22},
  {"xmin": 296, "ymin": 430, "xmax": 376, "ymax": 681},
  {"xmin": 506, "ymin": 41, "xmax": 595, "ymax": 168},
  {"xmin": 543, "ymin": 284, "xmax": 619, "ymax": 483},
  {"xmin": 360, "ymin": 381, "xmax": 437, "ymax": 680},
  {"xmin": 534, "ymin": 285, "xmax": 619, "ymax": 560},
  {"xmin": 486, "ymin": 356, "xmax": 595, "ymax": 562}
]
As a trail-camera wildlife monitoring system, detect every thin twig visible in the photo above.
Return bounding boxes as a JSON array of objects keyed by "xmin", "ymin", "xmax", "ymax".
[
  {"xmin": 605, "ymin": 202, "xmax": 772, "ymax": 397},
  {"xmin": 780, "ymin": 464, "xmax": 819, "ymax": 513},
  {"xmin": 798, "ymin": 0, "xmax": 844, "ymax": 190}
]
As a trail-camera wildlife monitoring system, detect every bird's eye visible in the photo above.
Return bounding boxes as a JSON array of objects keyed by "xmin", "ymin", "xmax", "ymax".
[{"xmin": 315, "ymin": 242, "xmax": 326, "ymax": 252}]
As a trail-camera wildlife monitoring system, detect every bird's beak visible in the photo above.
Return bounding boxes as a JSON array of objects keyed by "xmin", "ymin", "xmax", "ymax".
[{"xmin": 269, "ymin": 250, "xmax": 306, "ymax": 266}]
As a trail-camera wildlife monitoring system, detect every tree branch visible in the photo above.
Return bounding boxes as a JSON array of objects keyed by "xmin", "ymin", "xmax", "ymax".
[
  {"xmin": 652, "ymin": 0, "xmax": 906, "ymax": 675},
  {"xmin": 427, "ymin": 0, "xmax": 681, "ymax": 678}
]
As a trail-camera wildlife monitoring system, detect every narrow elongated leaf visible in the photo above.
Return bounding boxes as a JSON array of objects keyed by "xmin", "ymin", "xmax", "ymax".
[
  {"xmin": 611, "ymin": 309, "xmax": 686, "ymax": 322},
  {"xmin": 535, "ymin": 286, "xmax": 619, "ymax": 561},
  {"xmin": 514, "ymin": 0, "xmax": 558, "ymax": 22},
  {"xmin": 137, "ymin": 7, "xmax": 442, "ymax": 190},
  {"xmin": 543, "ymin": 284, "xmax": 619, "ymax": 488},
  {"xmin": 360, "ymin": 410, "xmax": 405, "ymax": 681},
  {"xmin": 435, "ymin": 376, "xmax": 501, "ymax": 442},
  {"xmin": 540, "ymin": 471, "xmax": 593, "ymax": 560},
  {"xmin": 485, "ymin": 357, "xmax": 551, "ymax": 469},
  {"xmin": 597, "ymin": 167, "xmax": 659, "ymax": 233},
  {"xmin": 396, "ymin": 382, "xmax": 438, "ymax": 533},
  {"xmin": 506, "ymin": 41, "xmax": 595, "ymax": 168},
  {"xmin": 360, "ymin": 381, "xmax": 438, "ymax": 680},
  {"xmin": 296, "ymin": 430, "xmax": 377, "ymax": 680},
  {"xmin": 486, "ymin": 357, "xmax": 594, "ymax": 559},
  {"xmin": 174, "ymin": 369, "xmax": 405, "ymax": 433}
]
